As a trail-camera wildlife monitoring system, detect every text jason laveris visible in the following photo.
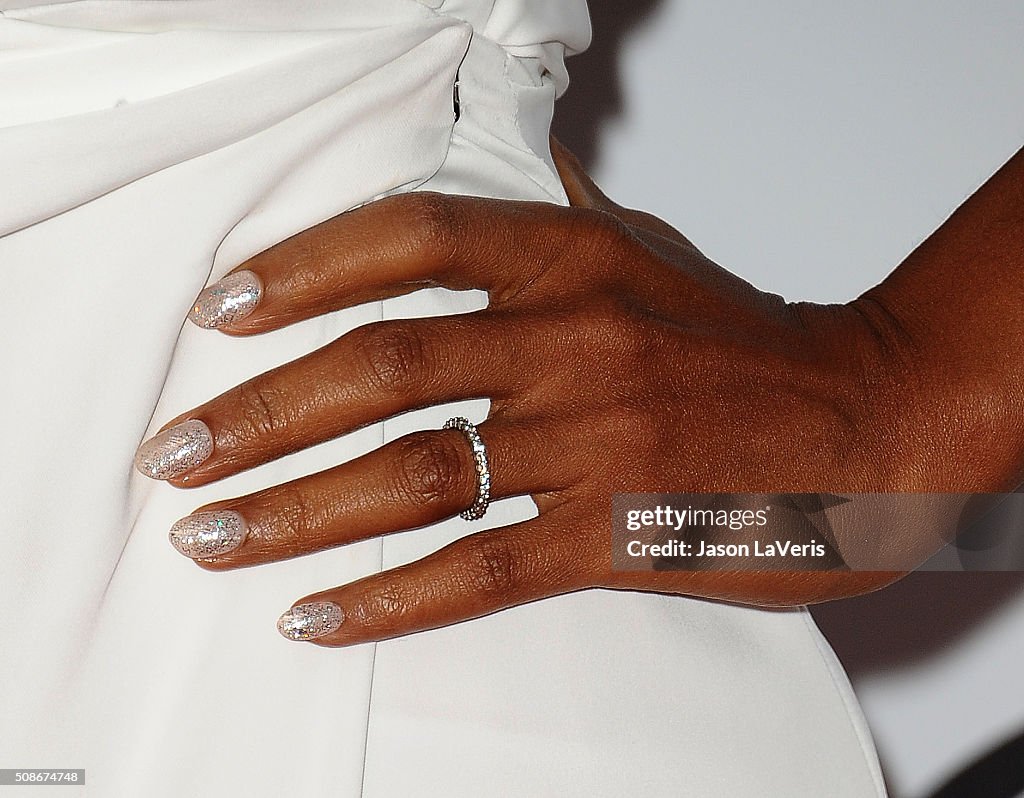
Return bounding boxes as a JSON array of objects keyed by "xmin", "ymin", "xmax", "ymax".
[{"xmin": 625, "ymin": 539, "xmax": 829, "ymax": 558}]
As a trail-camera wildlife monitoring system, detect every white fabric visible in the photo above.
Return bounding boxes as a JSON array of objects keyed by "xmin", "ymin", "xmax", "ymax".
[{"xmin": 0, "ymin": 2, "xmax": 887, "ymax": 796}]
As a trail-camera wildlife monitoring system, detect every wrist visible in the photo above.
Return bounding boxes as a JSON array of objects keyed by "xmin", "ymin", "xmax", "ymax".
[
  {"xmin": 844, "ymin": 288, "xmax": 1024, "ymax": 492},
  {"xmin": 784, "ymin": 298, "xmax": 916, "ymax": 493}
]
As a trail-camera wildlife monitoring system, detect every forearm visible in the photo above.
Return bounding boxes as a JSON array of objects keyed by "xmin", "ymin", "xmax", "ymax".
[{"xmin": 855, "ymin": 145, "xmax": 1024, "ymax": 491}]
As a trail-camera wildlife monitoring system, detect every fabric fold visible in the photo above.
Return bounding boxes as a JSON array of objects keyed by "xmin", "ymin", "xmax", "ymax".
[{"xmin": 0, "ymin": 18, "xmax": 471, "ymax": 236}]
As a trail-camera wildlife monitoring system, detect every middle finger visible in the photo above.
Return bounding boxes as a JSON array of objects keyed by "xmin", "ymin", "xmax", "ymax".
[{"xmin": 134, "ymin": 310, "xmax": 537, "ymax": 487}]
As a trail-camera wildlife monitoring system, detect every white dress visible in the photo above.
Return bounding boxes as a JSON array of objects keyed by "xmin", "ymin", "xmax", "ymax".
[{"xmin": 0, "ymin": 2, "xmax": 887, "ymax": 795}]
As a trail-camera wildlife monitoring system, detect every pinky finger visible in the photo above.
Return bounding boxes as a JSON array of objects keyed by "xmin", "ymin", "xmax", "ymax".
[{"xmin": 276, "ymin": 505, "xmax": 591, "ymax": 646}]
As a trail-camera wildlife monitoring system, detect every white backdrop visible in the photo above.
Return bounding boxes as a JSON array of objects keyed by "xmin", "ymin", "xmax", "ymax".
[{"xmin": 555, "ymin": 2, "xmax": 1024, "ymax": 796}]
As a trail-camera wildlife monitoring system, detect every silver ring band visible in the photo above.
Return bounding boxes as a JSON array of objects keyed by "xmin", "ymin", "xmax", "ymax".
[{"xmin": 443, "ymin": 416, "xmax": 491, "ymax": 521}]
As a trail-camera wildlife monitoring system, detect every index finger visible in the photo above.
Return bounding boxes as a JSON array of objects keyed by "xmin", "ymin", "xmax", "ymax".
[{"xmin": 189, "ymin": 192, "xmax": 571, "ymax": 334}]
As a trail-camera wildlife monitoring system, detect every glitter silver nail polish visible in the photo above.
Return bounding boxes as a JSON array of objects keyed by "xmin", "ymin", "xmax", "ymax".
[
  {"xmin": 134, "ymin": 419, "xmax": 214, "ymax": 480},
  {"xmin": 169, "ymin": 510, "xmax": 247, "ymax": 559},
  {"xmin": 188, "ymin": 269, "xmax": 263, "ymax": 329},
  {"xmin": 277, "ymin": 602, "xmax": 344, "ymax": 641}
]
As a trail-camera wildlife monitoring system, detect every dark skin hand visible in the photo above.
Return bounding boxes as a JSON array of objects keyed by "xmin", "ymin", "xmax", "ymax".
[{"xmin": 140, "ymin": 139, "xmax": 1024, "ymax": 645}]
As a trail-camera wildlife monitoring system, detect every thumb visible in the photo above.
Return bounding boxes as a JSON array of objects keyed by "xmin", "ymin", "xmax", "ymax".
[
  {"xmin": 549, "ymin": 136, "xmax": 697, "ymax": 251},
  {"xmin": 550, "ymin": 135, "xmax": 618, "ymax": 211}
]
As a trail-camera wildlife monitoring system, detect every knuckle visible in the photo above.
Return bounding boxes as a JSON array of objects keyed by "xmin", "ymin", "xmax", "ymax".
[
  {"xmin": 571, "ymin": 207, "xmax": 633, "ymax": 257},
  {"xmin": 534, "ymin": 208, "xmax": 636, "ymax": 293},
  {"xmin": 624, "ymin": 407, "xmax": 664, "ymax": 453},
  {"xmin": 588, "ymin": 207, "xmax": 632, "ymax": 240},
  {"xmin": 289, "ymin": 226, "xmax": 325, "ymax": 278},
  {"xmin": 392, "ymin": 431, "xmax": 470, "ymax": 507},
  {"xmin": 590, "ymin": 405, "xmax": 637, "ymax": 446},
  {"xmin": 463, "ymin": 535, "xmax": 523, "ymax": 596},
  {"xmin": 355, "ymin": 579, "xmax": 411, "ymax": 628},
  {"xmin": 287, "ymin": 229, "xmax": 342, "ymax": 297},
  {"xmin": 404, "ymin": 192, "xmax": 462, "ymax": 267},
  {"xmin": 273, "ymin": 485, "xmax": 321, "ymax": 550},
  {"xmin": 358, "ymin": 323, "xmax": 427, "ymax": 397},
  {"xmin": 572, "ymin": 304, "xmax": 640, "ymax": 361},
  {"xmin": 233, "ymin": 378, "xmax": 289, "ymax": 439}
]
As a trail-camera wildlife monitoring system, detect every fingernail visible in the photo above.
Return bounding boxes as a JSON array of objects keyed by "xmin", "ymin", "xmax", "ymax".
[
  {"xmin": 169, "ymin": 510, "xmax": 247, "ymax": 558},
  {"xmin": 134, "ymin": 419, "xmax": 213, "ymax": 480},
  {"xmin": 189, "ymin": 270, "xmax": 263, "ymax": 329},
  {"xmin": 277, "ymin": 602, "xmax": 345, "ymax": 641}
]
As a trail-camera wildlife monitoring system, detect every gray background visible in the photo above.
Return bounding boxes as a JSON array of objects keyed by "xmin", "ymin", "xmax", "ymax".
[{"xmin": 554, "ymin": 2, "xmax": 1024, "ymax": 797}]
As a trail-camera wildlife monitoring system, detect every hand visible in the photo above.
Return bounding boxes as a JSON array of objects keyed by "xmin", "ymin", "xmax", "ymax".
[{"xmin": 136, "ymin": 139, "xmax": 943, "ymax": 646}]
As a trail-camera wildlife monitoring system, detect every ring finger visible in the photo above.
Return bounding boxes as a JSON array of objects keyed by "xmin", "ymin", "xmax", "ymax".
[{"xmin": 168, "ymin": 416, "xmax": 572, "ymax": 567}]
